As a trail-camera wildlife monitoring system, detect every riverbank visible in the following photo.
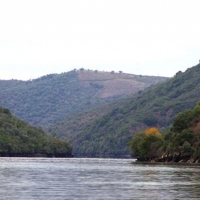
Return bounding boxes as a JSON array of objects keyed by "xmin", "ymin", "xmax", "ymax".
[
  {"xmin": 0, "ymin": 153, "xmax": 73, "ymax": 157},
  {"xmin": 133, "ymin": 155, "xmax": 200, "ymax": 165}
]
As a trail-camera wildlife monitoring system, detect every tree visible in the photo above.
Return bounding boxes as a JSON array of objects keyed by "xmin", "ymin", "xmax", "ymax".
[
  {"xmin": 172, "ymin": 110, "xmax": 193, "ymax": 132},
  {"xmin": 128, "ymin": 131, "xmax": 145, "ymax": 157},
  {"xmin": 129, "ymin": 127, "xmax": 163, "ymax": 160}
]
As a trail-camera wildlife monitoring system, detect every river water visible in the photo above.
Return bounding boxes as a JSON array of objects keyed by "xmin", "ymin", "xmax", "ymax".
[{"xmin": 0, "ymin": 157, "xmax": 200, "ymax": 200}]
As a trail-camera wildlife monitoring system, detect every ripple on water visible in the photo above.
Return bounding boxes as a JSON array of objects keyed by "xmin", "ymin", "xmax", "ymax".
[{"xmin": 0, "ymin": 158, "xmax": 200, "ymax": 199}]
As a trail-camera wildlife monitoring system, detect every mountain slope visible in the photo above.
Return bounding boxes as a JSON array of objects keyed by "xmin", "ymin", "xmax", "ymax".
[
  {"xmin": 49, "ymin": 64, "xmax": 200, "ymax": 157},
  {"xmin": 0, "ymin": 69, "xmax": 167, "ymax": 128},
  {"xmin": 0, "ymin": 106, "xmax": 72, "ymax": 157}
]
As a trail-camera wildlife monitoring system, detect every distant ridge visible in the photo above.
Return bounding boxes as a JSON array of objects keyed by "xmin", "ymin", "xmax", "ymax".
[{"xmin": 0, "ymin": 69, "xmax": 167, "ymax": 128}]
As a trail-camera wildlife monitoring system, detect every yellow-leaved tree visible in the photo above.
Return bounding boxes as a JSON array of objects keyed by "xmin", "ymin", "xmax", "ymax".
[
  {"xmin": 129, "ymin": 127, "xmax": 163, "ymax": 160},
  {"xmin": 145, "ymin": 127, "xmax": 162, "ymax": 137}
]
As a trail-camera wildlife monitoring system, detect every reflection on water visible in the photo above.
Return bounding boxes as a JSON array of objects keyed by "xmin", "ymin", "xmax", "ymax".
[{"xmin": 0, "ymin": 158, "xmax": 200, "ymax": 199}]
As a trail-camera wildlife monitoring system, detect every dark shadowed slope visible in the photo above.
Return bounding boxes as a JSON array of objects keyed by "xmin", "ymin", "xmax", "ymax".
[{"xmin": 0, "ymin": 106, "xmax": 72, "ymax": 157}]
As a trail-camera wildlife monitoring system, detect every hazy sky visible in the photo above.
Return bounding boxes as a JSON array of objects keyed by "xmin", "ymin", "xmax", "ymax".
[{"xmin": 1, "ymin": 0, "xmax": 200, "ymax": 80}]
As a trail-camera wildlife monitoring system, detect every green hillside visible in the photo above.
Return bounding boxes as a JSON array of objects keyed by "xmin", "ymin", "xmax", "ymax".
[
  {"xmin": 0, "ymin": 69, "xmax": 167, "ymax": 128},
  {"xmin": 0, "ymin": 106, "xmax": 72, "ymax": 157},
  {"xmin": 129, "ymin": 102, "xmax": 200, "ymax": 163},
  {"xmin": 49, "ymin": 64, "xmax": 200, "ymax": 157}
]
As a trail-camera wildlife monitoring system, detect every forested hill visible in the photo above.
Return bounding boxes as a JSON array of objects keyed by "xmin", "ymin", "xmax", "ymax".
[
  {"xmin": 0, "ymin": 69, "xmax": 167, "ymax": 128},
  {"xmin": 0, "ymin": 106, "xmax": 72, "ymax": 157},
  {"xmin": 49, "ymin": 64, "xmax": 200, "ymax": 157}
]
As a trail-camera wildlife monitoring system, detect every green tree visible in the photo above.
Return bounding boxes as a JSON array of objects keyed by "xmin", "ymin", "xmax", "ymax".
[{"xmin": 129, "ymin": 128, "xmax": 163, "ymax": 160}]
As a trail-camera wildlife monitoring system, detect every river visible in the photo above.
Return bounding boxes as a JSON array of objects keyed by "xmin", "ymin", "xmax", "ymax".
[{"xmin": 0, "ymin": 157, "xmax": 200, "ymax": 199}]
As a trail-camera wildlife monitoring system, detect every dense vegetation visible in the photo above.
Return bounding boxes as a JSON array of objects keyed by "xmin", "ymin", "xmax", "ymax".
[
  {"xmin": 0, "ymin": 70, "xmax": 166, "ymax": 128},
  {"xmin": 0, "ymin": 106, "xmax": 72, "ymax": 157},
  {"xmin": 129, "ymin": 102, "xmax": 200, "ymax": 163},
  {"xmin": 49, "ymin": 64, "xmax": 200, "ymax": 157}
]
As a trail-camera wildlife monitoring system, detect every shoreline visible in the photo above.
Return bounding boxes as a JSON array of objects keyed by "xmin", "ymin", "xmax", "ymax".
[{"xmin": 132, "ymin": 161, "xmax": 200, "ymax": 165}]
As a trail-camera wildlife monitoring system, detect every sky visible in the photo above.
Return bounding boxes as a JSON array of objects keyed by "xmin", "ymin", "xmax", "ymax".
[{"xmin": 1, "ymin": 0, "xmax": 200, "ymax": 80}]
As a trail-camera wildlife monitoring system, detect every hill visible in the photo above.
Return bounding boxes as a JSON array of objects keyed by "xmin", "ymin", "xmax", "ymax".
[
  {"xmin": 48, "ymin": 64, "xmax": 200, "ymax": 157},
  {"xmin": 0, "ymin": 106, "xmax": 72, "ymax": 157},
  {"xmin": 0, "ymin": 69, "xmax": 167, "ymax": 128}
]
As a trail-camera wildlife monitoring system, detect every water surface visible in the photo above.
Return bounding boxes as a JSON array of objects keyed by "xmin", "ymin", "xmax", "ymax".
[{"xmin": 0, "ymin": 157, "xmax": 200, "ymax": 199}]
